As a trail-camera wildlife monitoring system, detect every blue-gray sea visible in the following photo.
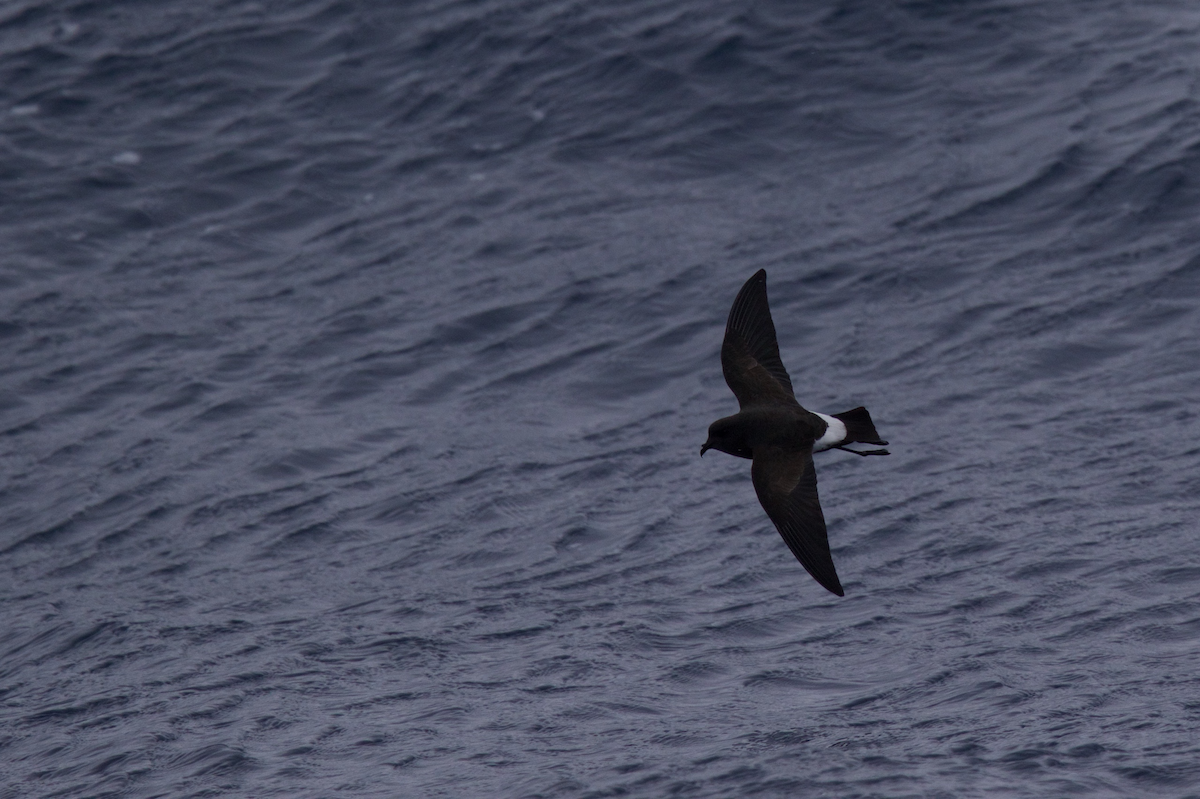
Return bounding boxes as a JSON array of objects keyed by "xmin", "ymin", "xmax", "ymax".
[{"xmin": 4, "ymin": 1, "xmax": 1200, "ymax": 796}]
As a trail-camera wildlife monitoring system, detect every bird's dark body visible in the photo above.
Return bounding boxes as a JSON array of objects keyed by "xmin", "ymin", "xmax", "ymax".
[
  {"xmin": 704, "ymin": 406, "xmax": 826, "ymax": 461},
  {"xmin": 702, "ymin": 269, "xmax": 889, "ymax": 597}
]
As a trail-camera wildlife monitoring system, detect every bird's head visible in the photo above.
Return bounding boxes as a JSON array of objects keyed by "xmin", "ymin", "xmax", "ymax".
[{"xmin": 700, "ymin": 416, "xmax": 752, "ymax": 459}]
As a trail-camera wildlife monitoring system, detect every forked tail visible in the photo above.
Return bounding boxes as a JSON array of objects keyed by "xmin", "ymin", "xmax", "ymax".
[{"xmin": 831, "ymin": 406, "xmax": 888, "ymax": 446}]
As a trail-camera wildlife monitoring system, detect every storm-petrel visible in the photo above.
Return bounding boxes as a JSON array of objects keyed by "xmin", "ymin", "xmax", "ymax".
[{"xmin": 701, "ymin": 269, "xmax": 889, "ymax": 596}]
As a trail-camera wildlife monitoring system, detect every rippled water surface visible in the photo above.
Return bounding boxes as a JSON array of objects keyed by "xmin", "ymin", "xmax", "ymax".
[{"xmin": 4, "ymin": 1, "xmax": 1200, "ymax": 796}]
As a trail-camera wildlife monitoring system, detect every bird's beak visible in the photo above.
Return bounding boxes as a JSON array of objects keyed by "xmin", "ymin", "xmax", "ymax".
[{"xmin": 700, "ymin": 442, "xmax": 711, "ymax": 457}]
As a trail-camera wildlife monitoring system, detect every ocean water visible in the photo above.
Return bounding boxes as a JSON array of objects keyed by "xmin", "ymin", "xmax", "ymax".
[{"xmin": 3, "ymin": 0, "xmax": 1200, "ymax": 796}]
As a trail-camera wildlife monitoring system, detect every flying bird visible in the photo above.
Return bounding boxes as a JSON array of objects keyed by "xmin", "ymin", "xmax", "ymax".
[{"xmin": 701, "ymin": 269, "xmax": 889, "ymax": 596}]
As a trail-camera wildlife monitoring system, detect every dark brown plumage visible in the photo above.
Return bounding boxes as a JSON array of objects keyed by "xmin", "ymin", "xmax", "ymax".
[{"xmin": 701, "ymin": 269, "xmax": 889, "ymax": 596}]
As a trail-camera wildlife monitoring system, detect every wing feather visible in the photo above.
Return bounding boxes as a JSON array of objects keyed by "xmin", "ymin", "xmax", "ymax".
[
  {"xmin": 751, "ymin": 446, "xmax": 844, "ymax": 596},
  {"xmin": 721, "ymin": 269, "xmax": 797, "ymax": 408}
]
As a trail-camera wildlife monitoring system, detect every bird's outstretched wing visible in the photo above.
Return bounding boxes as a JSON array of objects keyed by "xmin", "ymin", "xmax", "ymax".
[
  {"xmin": 751, "ymin": 445, "xmax": 844, "ymax": 596},
  {"xmin": 721, "ymin": 269, "xmax": 797, "ymax": 408}
]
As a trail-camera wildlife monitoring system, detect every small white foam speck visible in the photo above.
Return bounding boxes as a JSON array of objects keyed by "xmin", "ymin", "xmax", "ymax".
[
  {"xmin": 10, "ymin": 104, "xmax": 39, "ymax": 116},
  {"xmin": 530, "ymin": 109, "xmax": 545, "ymax": 121},
  {"xmin": 112, "ymin": 151, "xmax": 141, "ymax": 165},
  {"xmin": 469, "ymin": 173, "xmax": 485, "ymax": 181}
]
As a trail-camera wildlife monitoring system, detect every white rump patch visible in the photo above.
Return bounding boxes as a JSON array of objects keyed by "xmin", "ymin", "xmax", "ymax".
[{"xmin": 813, "ymin": 413, "xmax": 847, "ymax": 452}]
